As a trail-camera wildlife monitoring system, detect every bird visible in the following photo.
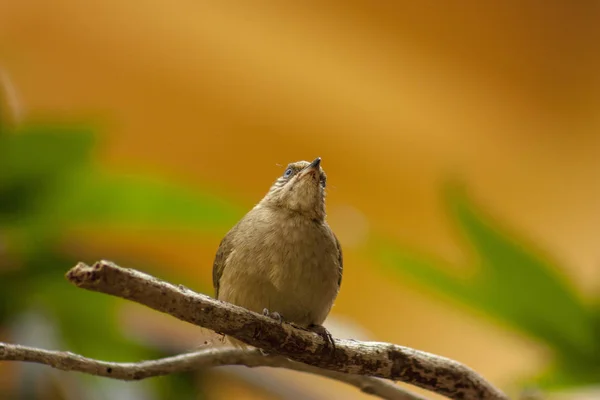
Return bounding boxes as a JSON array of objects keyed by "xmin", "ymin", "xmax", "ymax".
[{"xmin": 212, "ymin": 157, "xmax": 342, "ymax": 348}]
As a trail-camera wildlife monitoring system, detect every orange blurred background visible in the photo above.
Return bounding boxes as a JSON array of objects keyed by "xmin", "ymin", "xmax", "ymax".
[{"xmin": 2, "ymin": 1, "xmax": 600, "ymax": 399}]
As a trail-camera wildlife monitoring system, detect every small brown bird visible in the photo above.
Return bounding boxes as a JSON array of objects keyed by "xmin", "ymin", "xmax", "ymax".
[{"xmin": 212, "ymin": 157, "xmax": 342, "ymax": 346}]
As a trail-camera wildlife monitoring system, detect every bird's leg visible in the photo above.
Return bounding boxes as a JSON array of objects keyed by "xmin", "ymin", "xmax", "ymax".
[
  {"xmin": 262, "ymin": 308, "xmax": 284, "ymax": 323},
  {"xmin": 259, "ymin": 308, "xmax": 286, "ymax": 356},
  {"xmin": 307, "ymin": 324, "xmax": 336, "ymax": 355}
]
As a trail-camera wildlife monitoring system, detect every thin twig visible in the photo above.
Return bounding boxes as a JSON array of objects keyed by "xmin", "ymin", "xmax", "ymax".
[
  {"xmin": 61, "ymin": 260, "xmax": 508, "ymax": 400},
  {"xmin": 0, "ymin": 343, "xmax": 424, "ymax": 400}
]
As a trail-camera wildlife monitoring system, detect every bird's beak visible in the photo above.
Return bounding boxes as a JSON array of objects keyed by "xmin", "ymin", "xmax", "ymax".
[
  {"xmin": 307, "ymin": 157, "xmax": 321, "ymax": 171},
  {"xmin": 298, "ymin": 157, "xmax": 321, "ymax": 180}
]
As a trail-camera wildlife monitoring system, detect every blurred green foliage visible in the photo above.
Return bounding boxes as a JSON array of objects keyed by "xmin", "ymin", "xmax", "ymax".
[
  {"xmin": 376, "ymin": 184, "xmax": 600, "ymax": 390},
  {"xmin": 0, "ymin": 119, "xmax": 241, "ymax": 399}
]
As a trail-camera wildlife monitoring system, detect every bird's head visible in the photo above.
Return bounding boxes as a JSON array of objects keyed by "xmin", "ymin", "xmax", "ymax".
[{"xmin": 260, "ymin": 157, "xmax": 327, "ymax": 220}]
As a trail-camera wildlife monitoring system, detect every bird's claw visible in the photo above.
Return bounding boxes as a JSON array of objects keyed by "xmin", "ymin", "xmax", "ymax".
[
  {"xmin": 262, "ymin": 308, "xmax": 284, "ymax": 323},
  {"xmin": 308, "ymin": 324, "xmax": 336, "ymax": 356},
  {"xmin": 260, "ymin": 310, "xmax": 334, "ymax": 356},
  {"xmin": 260, "ymin": 308, "xmax": 285, "ymax": 356}
]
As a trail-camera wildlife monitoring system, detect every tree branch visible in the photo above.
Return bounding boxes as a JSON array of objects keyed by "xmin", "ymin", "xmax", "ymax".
[
  {"xmin": 56, "ymin": 260, "xmax": 509, "ymax": 400},
  {"xmin": 0, "ymin": 343, "xmax": 424, "ymax": 400}
]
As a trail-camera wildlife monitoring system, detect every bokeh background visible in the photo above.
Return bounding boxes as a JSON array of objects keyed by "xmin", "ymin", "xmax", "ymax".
[{"xmin": 1, "ymin": 1, "xmax": 600, "ymax": 399}]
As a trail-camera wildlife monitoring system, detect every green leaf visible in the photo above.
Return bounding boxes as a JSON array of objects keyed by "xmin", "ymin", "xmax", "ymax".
[
  {"xmin": 0, "ymin": 122, "xmax": 95, "ymax": 181},
  {"xmin": 0, "ymin": 122, "xmax": 95, "ymax": 223},
  {"xmin": 154, "ymin": 366, "xmax": 201, "ymax": 400},
  {"xmin": 376, "ymin": 183, "xmax": 597, "ymax": 363},
  {"xmin": 446, "ymin": 185, "xmax": 595, "ymax": 358},
  {"xmin": 524, "ymin": 359, "xmax": 600, "ymax": 390},
  {"xmin": 376, "ymin": 238, "xmax": 477, "ymax": 303},
  {"xmin": 47, "ymin": 171, "xmax": 243, "ymax": 230}
]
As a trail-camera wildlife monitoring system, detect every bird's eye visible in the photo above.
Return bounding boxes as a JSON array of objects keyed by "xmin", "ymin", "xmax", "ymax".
[{"xmin": 283, "ymin": 168, "xmax": 294, "ymax": 178}]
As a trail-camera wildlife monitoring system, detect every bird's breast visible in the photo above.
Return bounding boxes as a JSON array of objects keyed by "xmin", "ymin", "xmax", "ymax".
[
  {"xmin": 253, "ymin": 214, "xmax": 336, "ymax": 288},
  {"xmin": 219, "ymin": 208, "xmax": 340, "ymax": 325}
]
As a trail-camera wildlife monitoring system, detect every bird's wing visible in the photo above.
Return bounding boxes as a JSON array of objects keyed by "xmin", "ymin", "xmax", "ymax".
[
  {"xmin": 333, "ymin": 232, "xmax": 343, "ymax": 288},
  {"xmin": 212, "ymin": 224, "xmax": 239, "ymax": 299}
]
